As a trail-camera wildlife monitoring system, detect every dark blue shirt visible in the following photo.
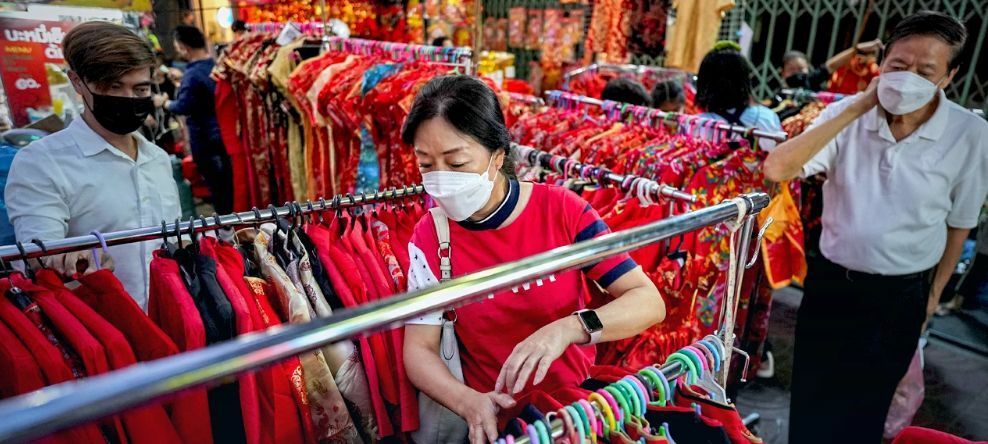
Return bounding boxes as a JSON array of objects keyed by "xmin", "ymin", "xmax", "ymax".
[{"xmin": 168, "ymin": 59, "xmax": 220, "ymax": 153}]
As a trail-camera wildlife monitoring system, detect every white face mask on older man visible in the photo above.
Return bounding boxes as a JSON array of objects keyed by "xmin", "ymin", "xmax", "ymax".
[{"xmin": 877, "ymin": 71, "xmax": 944, "ymax": 115}]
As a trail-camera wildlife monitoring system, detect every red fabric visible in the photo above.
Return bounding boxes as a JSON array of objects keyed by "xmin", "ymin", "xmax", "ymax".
[
  {"xmin": 0, "ymin": 279, "xmax": 106, "ymax": 444},
  {"xmin": 199, "ymin": 238, "xmax": 261, "ymax": 444},
  {"xmin": 11, "ymin": 274, "xmax": 128, "ymax": 444},
  {"xmin": 73, "ymin": 270, "xmax": 211, "ymax": 443},
  {"xmin": 215, "ymin": 79, "xmax": 251, "ymax": 212},
  {"xmin": 146, "ymin": 252, "xmax": 215, "ymax": 443},
  {"xmin": 74, "ymin": 270, "xmax": 179, "ymax": 362},
  {"xmin": 312, "ymin": 222, "xmax": 395, "ymax": 437},
  {"xmin": 827, "ymin": 56, "xmax": 879, "ymax": 95},
  {"xmin": 244, "ymin": 277, "xmax": 318, "ymax": 444},
  {"xmin": 214, "ymin": 240, "xmax": 313, "ymax": 444},
  {"xmin": 893, "ymin": 427, "xmax": 986, "ymax": 444},
  {"xmin": 35, "ymin": 270, "xmax": 183, "ymax": 444},
  {"xmin": 673, "ymin": 385, "xmax": 761, "ymax": 444},
  {"xmin": 409, "ymin": 183, "xmax": 635, "ymax": 395},
  {"xmin": 0, "ymin": 310, "xmax": 46, "ymax": 398}
]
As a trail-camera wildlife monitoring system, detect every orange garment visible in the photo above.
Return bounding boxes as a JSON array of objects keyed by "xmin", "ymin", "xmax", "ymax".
[
  {"xmin": 664, "ymin": 0, "xmax": 735, "ymax": 72},
  {"xmin": 758, "ymin": 184, "xmax": 807, "ymax": 289}
]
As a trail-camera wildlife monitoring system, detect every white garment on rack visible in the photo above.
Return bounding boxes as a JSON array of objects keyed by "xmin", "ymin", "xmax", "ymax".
[{"xmin": 4, "ymin": 117, "xmax": 181, "ymax": 310}]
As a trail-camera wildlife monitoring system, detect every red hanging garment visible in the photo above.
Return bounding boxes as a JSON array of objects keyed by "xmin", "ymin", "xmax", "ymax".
[
  {"xmin": 35, "ymin": 270, "xmax": 183, "ymax": 444},
  {"xmin": 10, "ymin": 274, "xmax": 128, "ymax": 444},
  {"xmin": 0, "ymin": 279, "xmax": 105, "ymax": 444},
  {"xmin": 146, "ymin": 252, "xmax": 215, "ymax": 444},
  {"xmin": 73, "ymin": 269, "xmax": 211, "ymax": 443},
  {"xmin": 199, "ymin": 238, "xmax": 262, "ymax": 444}
]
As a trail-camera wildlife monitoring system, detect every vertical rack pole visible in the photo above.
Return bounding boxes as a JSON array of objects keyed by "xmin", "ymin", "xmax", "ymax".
[{"xmin": 718, "ymin": 213, "xmax": 757, "ymax": 387}]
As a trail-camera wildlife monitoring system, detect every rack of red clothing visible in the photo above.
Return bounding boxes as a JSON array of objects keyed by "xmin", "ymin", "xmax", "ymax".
[
  {"xmin": 213, "ymin": 34, "xmax": 473, "ymax": 212},
  {"xmin": 0, "ymin": 184, "xmax": 429, "ymax": 443},
  {"xmin": 511, "ymin": 91, "xmax": 795, "ymax": 383},
  {"xmin": 0, "ymin": 192, "xmax": 771, "ymax": 443}
]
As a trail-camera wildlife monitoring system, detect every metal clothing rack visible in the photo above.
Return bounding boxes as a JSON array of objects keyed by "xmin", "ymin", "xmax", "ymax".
[
  {"xmin": 778, "ymin": 88, "xmax": 847, "ymax": 104},
  {"xmin": 507, "ymin": 92, "xmax": 546, "ymax": 107},
  {"xmin": 322, "ymin": 36, "xmax": 474, "ymax": 75},
  {"xmin": 562, "ymin": 63, "xmax": 693, "ymax": 90},
  {"xmin": 245, "ymin": 21, "xmax": 324, "ymax": 34},
  {"xmin": 512, "ymin": 143, "xmax": 697, "ymax": 204},
  {"xmin": 544, "ymin": 90, "xmax": 790, "ymax": 143},
  {"xmin": 0, "ymin": 185, "xmax": 425, "ymax": 263},
  {"xmin": 0, "ymin": 192, "xmax": 770, "ymax": 443}
]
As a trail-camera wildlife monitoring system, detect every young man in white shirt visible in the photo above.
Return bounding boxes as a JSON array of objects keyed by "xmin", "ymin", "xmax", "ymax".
[
  {"xmin": 764, "ymin": 11, "xmax": 988, "ymax": 443},
  {"xmin": 5, "ymin": 21, "xmax": 181, "ymax": 310}
]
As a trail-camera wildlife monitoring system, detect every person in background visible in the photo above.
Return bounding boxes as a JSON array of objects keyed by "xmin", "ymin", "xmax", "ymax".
[
  {"xmin": 154, "ymin": 25, "xmax": 233, "ymax": 214},
  {"xmin": 762, "ymin": 11, "xmax": 988, "ymax": 443},
  {"xmin": 5, "ymin": 21, "xmax": 181, "ymax": 309},
  {"xmin": 695, "ymin": 43, "xmax": 783, "ymax": 148},
  {"xmin": 780, "ymin": 39, "xmax": 884, "ymax": 91},
  {"xmin": 431, "ymin": 36, "xmax": 454, "ymax": 48},
  {"xmin": 650, "ymin": 80, "xmax": 686, "ymax": 113},
  {"xmin": 181, "ymin": 10, "xmax": 196, "ymax": 26},
  {"xmin": 231, "ymin": 20, "xmax": 247, "ymax": 40},
  {"xmin": 600, "ymin": 77, "xmax": 651, "ymax": 106}
]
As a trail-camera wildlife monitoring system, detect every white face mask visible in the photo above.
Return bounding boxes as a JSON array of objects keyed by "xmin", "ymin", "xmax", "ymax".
[
  {"xmin": 877, "ymin": 71, "xmax": 943, "ymax": 115},
  {"xmin": 422, "ymin": 155, "xmax": 497, "ymax": 221}
]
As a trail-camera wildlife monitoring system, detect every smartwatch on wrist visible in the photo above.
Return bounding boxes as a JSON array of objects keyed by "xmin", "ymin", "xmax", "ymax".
[{"xmin": 573, "ymin": 309, "xmax": 603, "ymax": 345}]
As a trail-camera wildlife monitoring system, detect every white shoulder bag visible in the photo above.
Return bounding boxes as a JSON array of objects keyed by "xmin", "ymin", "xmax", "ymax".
[{"xmin": 410, "ymin": 208, "xmax": 470, "ymax": 443}]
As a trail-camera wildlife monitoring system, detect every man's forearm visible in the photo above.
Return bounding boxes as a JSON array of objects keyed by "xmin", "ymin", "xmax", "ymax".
[
  {"xmin": 763, "ymin": 101, "xmax": 867, "ymax": 181},
  {"xmin": 825, "ymin": 47, "xmax": 856, "ymax": 73}
]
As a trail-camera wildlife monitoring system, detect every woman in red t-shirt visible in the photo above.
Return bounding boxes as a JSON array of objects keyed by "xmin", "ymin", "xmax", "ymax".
[{"xmin": 401, "ymin": 76, "xmax": 666, "ymax": 444}]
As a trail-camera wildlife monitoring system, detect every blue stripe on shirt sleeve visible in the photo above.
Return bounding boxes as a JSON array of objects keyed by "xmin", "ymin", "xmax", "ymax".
[
  {"xmin": 595, "ymin": 258, "xmax": 638, "ymax": 288},
  {"xmin": 575, "ymin": 220, "xmax": 608, "ymax": 243}
]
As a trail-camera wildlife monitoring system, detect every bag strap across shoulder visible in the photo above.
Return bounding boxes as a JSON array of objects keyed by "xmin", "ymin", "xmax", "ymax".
[{"xmin": 430, "ymin": 208, "xmax": 452, "ymax": 283}]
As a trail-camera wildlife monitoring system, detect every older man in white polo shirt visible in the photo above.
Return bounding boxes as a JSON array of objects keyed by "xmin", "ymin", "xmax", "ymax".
[{"xmin": 764, "ymin": 11, "xmax": 988, "ymax": 444}]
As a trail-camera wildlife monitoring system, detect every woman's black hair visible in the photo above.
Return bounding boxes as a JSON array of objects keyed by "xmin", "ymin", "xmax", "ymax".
[
  {"xmin": 650, "ymin": 80, "xmax": 685, "ymax": 107},
  {"xmin": 696, "ymin": 48, "xmax": 755, "ymax": 115},
  {"xmin": 402, "ymin": 76, "xmax": 515, "ymax": 177},
  {"xmin": 601, "ymin": 78, "xmax": 651, "ymax": 106},
  {"xmin": 431, "ymin": 36, "xmax": 452, "ymax": 47}
]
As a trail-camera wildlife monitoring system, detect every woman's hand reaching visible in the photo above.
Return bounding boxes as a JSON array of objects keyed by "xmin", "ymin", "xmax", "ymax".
[
  {"xmin": 457, "ymin": 390, "xmax": 517, "ymax": 444},
  {"xmin": 495, "ymin": 316, "xmax": 586, "ymax": 395}
]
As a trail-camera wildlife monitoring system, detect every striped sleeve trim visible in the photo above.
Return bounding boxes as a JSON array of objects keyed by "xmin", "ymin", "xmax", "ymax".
[
  {"xmin": 575, "ymin": 220, "xmax": 609, "ymax": 243},
  {"xmin": 594, "ymin": 258, "xmax": 638, "ymax": 288}
]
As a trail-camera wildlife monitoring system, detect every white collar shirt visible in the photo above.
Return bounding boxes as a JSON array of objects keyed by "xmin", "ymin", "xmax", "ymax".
[
  {"xmin": 801, "ymin": 90, "xmax": 988, "ymax": 274},
  {"xmin": 4, "ymin": 117, "xmax": 182, "ymax": 309}
]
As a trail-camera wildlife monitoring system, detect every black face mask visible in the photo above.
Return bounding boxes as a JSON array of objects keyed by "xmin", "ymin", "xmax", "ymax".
[
  {"xmin": 82, "ymin": 81, "xmax": 154, "ymax": 135},
  {"xmin": 784, "ymin": 72, "xmax": 812, "ymax": 90}
]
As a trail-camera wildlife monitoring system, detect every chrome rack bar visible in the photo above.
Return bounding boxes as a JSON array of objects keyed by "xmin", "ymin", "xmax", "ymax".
[
  {"xmin": 544, "ymin": 90, "xmax": 790, "ymax": 143},
  {"xmin": 0, "ymin": 192, "xmax": 769, "ymax": 443},
  {"xmin": 515, "ymin": 360, "xmax": 687, "ymax": 444},
  {"xmin": 562, "ymin": 63, "xmax": 691, "ymax": 89},
  {"xmin": 778, "ymin": 88, "xmax": 848, "ymax": 103},
  {"xmin": 507, "ymin": 92, "xmax": 545, "ymax": 107},
  {"xmin": 0, "ymin": 185, "xmax": 425, "ymax": 263},
  {"xmin": 323, "ymin": 36, "xmax": 473, "ymax": 75},
  {"xmin": 512, "ymin": 143, "xmax": 697, "ymax": 204}
]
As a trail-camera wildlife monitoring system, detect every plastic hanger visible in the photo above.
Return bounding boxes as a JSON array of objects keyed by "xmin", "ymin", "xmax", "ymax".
[
  {"xmin": 664, "ymin": 352, "xmax": 699, "ymax": 385},
  {"xmin": 14, "ymin": 241, "xmax": 37, "ymax": 280},
  {"xmin": 588, "ymin": 393, "xmax": 614, "ymax": 440},
  {"xmin": 562, "ymin": 406, "xmax": 587, "ymax": 444},
  {"xmin": 187, "ymin": 216, "xmax": 200, "ymax": 254},
  {"xmin": 614, "ymin": 379, "xmax": 642, "ymax": 419}
]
